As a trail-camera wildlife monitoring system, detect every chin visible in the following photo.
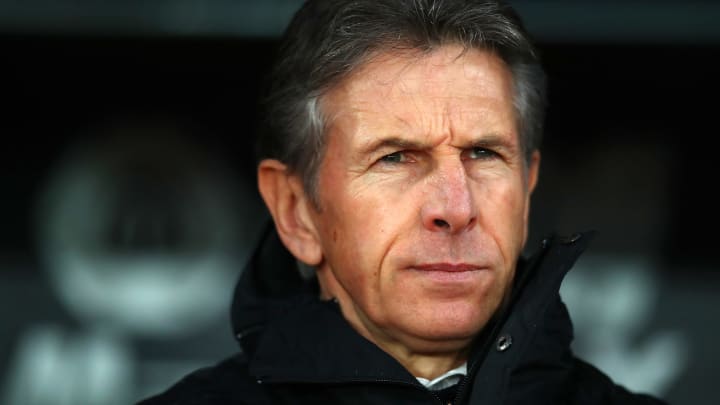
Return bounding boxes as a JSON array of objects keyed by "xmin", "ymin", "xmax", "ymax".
[{"xmin": 400, "ymin": 305, "xmax": 494, "ymax": 345}]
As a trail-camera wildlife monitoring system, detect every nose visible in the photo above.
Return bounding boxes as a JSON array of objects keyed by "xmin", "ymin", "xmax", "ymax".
[{"xmin": 421, "ymin": 160, "xmax": 476, "ymax": 234}]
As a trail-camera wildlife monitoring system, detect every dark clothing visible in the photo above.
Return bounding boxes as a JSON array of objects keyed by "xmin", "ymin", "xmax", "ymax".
[{"xmin": 138, "ymin": 228, "xmax": 667, "ymax": 405}]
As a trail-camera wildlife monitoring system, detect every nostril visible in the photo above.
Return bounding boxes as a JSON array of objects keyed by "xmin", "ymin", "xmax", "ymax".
[{"xmin": 433, "ymin": 219, "xmax": 450, "ymax": 228}]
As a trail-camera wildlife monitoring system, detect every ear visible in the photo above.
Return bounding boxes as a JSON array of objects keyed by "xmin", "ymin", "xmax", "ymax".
[{"xmin": 257, "ymin": 159, "xmax": 323, "ymax": 266}]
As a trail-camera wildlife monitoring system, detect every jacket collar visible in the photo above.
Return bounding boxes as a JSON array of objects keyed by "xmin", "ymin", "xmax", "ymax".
[
  {"xmin": 232, "ymin": 226, "xmax": 595, "ymax": 389},
  {"xmin": 463, "ymin": 231, "xmax": 594, "ymax": 403},
  {"xmin": 248, "ymin": 299, "xmax": 415, "ymax": 383}
]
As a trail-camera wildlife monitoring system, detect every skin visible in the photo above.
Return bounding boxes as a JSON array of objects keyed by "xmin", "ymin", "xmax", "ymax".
[{"xmin": 258, "ymin": 45, "xmax": 540, "ymax": 379}]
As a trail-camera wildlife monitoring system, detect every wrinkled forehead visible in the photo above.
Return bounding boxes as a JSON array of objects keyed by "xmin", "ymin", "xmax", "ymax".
[
  {"xmin": 319, "ymin": 45, "xmax": 518, "ymax": 146},
  {"xmin": 329, "ymin": 46, "xmax": 512, "ymax": 99}
]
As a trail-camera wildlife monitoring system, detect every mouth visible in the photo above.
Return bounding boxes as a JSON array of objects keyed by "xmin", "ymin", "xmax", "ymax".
[
  {"xmin": 408, "ymin": 263, "xmax": 488, "ymax": 284},
  {"xmin": 412, "ymin": 263, "xmax": 483, "ymax": 272}
]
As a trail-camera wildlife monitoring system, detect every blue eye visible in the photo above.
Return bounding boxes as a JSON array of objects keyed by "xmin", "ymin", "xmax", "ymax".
[
  {"xmin": 467, "ymin": 147, "xmax": 496, "ymax": 160},
  {"xmin": 379, "ymin": 152, "xmax": 405, "ymax": 163}
]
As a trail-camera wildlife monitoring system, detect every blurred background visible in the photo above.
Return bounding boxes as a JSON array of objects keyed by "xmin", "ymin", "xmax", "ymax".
[{"xmin": 1, "ymin": 0, "xmax": 718, "ymax": 404}]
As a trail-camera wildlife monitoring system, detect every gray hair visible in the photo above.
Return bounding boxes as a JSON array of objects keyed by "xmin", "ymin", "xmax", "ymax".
[{"xmin": 257, "ymin": 0, "xmax": 547, "ymax": 206}]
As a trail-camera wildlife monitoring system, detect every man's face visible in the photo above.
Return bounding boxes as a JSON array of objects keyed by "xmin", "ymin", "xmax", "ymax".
[{"xmin": 306, "ymin": 46, "xmax": 539, "ymax": 353}]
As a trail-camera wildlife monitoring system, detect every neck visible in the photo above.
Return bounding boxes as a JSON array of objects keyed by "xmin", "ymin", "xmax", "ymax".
[{"xmin": 385, "ymin": 343, "xmax": 469, "ymax": 379}]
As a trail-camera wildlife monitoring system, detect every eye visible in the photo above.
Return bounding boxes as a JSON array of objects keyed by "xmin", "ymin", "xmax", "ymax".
[
  {"xmin": 465, "ymin": 147, "xmax": 498, "ymax": 160},
  {"xmin": 378, "ymin": 151, "xmax": 408, "ymax": 164}
]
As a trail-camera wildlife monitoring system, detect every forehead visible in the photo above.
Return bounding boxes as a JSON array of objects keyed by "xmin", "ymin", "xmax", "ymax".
[
  {"xmin": 321, "ymin": 45, "xmax": 517, "ymax": 145},
  {"xmin": 350, "ymin": 46, "xmax": 511, "ymax": 95}
]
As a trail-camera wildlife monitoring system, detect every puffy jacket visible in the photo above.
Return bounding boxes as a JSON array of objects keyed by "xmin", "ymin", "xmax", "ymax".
[{"xmin": 138, "ymin": 226, "xmax": 668, "ymax": 405}]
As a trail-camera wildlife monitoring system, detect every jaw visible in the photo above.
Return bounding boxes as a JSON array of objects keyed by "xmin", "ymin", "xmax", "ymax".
[{"xmin": 315, "ymin": 258, "xmax": 510, "ymax": 377}]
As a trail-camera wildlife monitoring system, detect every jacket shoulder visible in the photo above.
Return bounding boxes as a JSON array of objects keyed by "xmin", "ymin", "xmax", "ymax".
[
  {"xmin": 136, "ymin": 353, "xmax": 268, "ymax": 405},
  {"xmin": 567, "ymin": 358, "xmax": 668, "ymax": 405}
]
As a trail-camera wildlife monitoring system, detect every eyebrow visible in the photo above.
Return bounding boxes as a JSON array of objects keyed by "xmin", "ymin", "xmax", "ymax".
[
  {"xmin": 466, "ymin": 134, "xmax": 517, "ymax": 151},
  {"xmin": 359, "ymin": 133, "xmax": 517, "ymax": 156},
  {"xmin": 358, "ymin": 137, "xmax": 430, "ymax": 156}
]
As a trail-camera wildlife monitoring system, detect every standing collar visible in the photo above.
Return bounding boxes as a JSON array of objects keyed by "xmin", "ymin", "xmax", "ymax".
[
  {"xmin": 247, "ymin": 299, "xmax": 417, "ymax": 385},
  {"xmin": 416, "ymin": 363, "xmax": 467, "ymax": 390}
]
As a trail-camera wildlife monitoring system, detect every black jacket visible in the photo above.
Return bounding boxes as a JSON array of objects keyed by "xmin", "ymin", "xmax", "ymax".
[{"xmin": 138, "ymin": 227, "xmax": 668, "ymax": 405}]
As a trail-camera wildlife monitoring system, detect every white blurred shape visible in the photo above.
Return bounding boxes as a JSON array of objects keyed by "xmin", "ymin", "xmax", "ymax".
[
  {"xmin": 34, "ymin": 125, "xmax": 265, "ymax": 337},
  {"xmin": 560, "ymin": 255, "xmax": 689, "ymax": 396},
  {"xmin": 8, "ymin": 122, "xmax": 268, "ymax": 404},
  {"xmin": 53, "ymin": 253, "xmax": 238, "ymax": 336},
  {"xmin": 2, "ymin": 325, "xmax": 132, "ymax": 405}
]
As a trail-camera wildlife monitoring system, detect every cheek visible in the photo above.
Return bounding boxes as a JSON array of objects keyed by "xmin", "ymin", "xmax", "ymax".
[
  {"xmin": 319, "ymin": 196, "xmax": 385, "ymax": 269},
  {"xmin": 320, "ymin": 186, "xmax": 417, "ymax": 287},
  {"xmin": 478, "ymin": 179, "xmax": 529, "ymax": 245}
]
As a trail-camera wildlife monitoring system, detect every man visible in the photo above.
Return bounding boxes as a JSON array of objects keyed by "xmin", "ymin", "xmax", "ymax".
[{"xmin": 140, "ymin": 0, "xmax": 667, "ymax": 403}]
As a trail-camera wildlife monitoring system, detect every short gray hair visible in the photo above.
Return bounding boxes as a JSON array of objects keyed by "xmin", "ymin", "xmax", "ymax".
[{"xmin": 257, "ymin": 0, "xmax": 547, "ymax": 206}]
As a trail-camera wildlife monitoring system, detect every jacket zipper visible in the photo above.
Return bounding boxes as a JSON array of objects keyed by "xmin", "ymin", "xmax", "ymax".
[
  {"xmin": 261, "ymin": 377, "xmax": 447, "ymax": 404},
  {"xmin": 372, "ymin": 379, "xmax": 447, "ymax": 405}
]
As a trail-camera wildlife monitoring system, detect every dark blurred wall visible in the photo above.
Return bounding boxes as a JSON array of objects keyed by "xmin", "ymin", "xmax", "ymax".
[{"xmin": 1, "ymin": 2, "xmax": 719, "ymax": 404}]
